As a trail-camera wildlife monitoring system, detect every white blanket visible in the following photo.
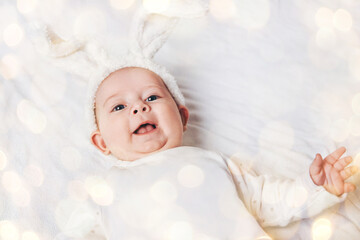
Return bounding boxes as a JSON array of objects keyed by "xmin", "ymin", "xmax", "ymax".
[{"xmin": 1, "ymin": 0, "xmax": 359, "ymax": 239}]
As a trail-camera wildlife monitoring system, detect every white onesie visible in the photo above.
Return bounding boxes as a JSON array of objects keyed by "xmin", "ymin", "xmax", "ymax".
[{"xmin": 55, "ymin": 146, "xmax": 345, "ymax": 240}]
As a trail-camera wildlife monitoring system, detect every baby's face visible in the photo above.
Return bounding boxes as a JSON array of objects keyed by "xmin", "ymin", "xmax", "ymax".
[{"xmin": 91, "ymin": 67, "xmax": 188, "ymax": 161}]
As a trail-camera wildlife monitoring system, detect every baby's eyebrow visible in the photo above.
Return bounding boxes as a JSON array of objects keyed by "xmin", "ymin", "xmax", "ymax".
[{"xmin": 103, "ymin": 93, "xmax": 120, "ymax": 108}]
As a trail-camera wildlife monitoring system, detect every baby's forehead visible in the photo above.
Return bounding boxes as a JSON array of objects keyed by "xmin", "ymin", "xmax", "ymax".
[{"xmin": 96, "ymin": 67, "xmax": 169, "ymax": 99}]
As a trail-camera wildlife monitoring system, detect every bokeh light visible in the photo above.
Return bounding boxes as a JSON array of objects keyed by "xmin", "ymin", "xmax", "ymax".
[
  {"xmin": 2, "ymin": 171, "xmax": 22, "ymax": 194},
  {"xmin": 351, "ymin": 93, "xmax": 360, "ymax": 115},
  {"xmin": 73, "ymin": 9, "xmax": 107, "ymax": 39},
  {"xmin": 0, "ymin": 197, "xmax": 4, "ymax": 217},
  {"xmin": 209, "ymin": 0, "xmax": 237, "ymax": 20},
  {"xmin": 311, "ymin": 91, "xmax": 343, "ymax": 116},
  {"xmin": 60, "ymin": 147, "xmax": 82, "ymax": 171},
  {"xmin": 312, "ymin": 218, "xmax": 332, "ymax": 240},
  {"xmin": 316, "ymin": 27, "xmax": 337, "ymax": 50},
  {"xmin": 1, "ymin": 54, "xmax": 21, "ymax": 80},
  {"xmin": 315, "ymin": 8, "xmax": 334, "ymax": 28},
  {"xmin": 142, "ymin": 0, "xmax": 169, "ymax": 13},
  {"xmin": 55, "ymin": 198, "xmax": 97, "ymax": 235},
  {"xmin": 12, "ymin": 187, "xmax": 31, "ymax": 207},
  {"xmin": 68, "ymin": 180, "xmax": 88, "ymax": 201},
  {"xmin": 150, "ymin": 180, "xmax": 177, "ymax": 204},
  {"xmin": 256, "ymin": 236, "xmax": 272, "ymax": 240},
  {"xmin": 0, "ymin": 150, "xmax": 7, "ymax": 171},
  {"xmin": 17, "ymin": 0, "xmax": 38, "ymax": 14},
  {"xmin": 177, "ymin": 165, "xmax": 204, "ymax": 188},
  {"xmin": 349, "ymin": 115, "xmax": 360, "ymax": 136},
  {"xmin": 285, "ymin": 186, "xmax": 308, "ymax": 208},
  {"xmin": 23, "ymin": 165, "xmax": 44, "ymax": 187},
  {"xmin": 0, "ymin": 221, "xmax": 19, "ymax": 240},
  {"xmin": 233, "ymin": 0, "xmax": 270, "ymax": 30},
  {"xmin": 194, "ymin": 233, "xmax": 216, "ymax": 240},
  {"xmin": 333, "ymin": 9, "xmax": 352, "ymax": 32},
  {"xmin": 17, "ymin": 99, "xmax": 47, "ymax": 134},
  {"xmin": 85, "ymin": 176, "xmax": 114, "ymax": 206},
  {"xmin": 22, "ymin": 231, "xmax": 40, "ymax": 240},
  {"xmin": 349, "ymin": 51, "xmax": 360, "ymax": 80},
  {"xmin": 3, "ymin": 23, "xmax": 24, "ymax": 47},
  {"xmin": 329, "ymin": 118, "xmax": 350, "ymax": 142},
  {"xmin": 38, "ymin": 0, "xmax": 64, "ymax": 22},
  {"xmin": 168, "ymin": 221, "xmax": 193, "ymax": 240},
  {"xmin": 109, "ymin": 0, "xmax": 135, "ymax": 10}
]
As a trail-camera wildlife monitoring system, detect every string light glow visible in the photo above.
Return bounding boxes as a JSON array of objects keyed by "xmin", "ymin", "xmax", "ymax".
[
  {"xmin": 312, "ymin": 218, "xmax": 332, "ymax": 240},
  {"xmin": 285, "ymin": 186, "xmax": 308, "ymax": 208},
  {"xmin": 233, "ymin": 0, "xmax": 270, "ymax": 30},
  {"xmin": 0, "ymin": 221, "xmax": 19, "ymax": 240},
  {"xmin": 68, "ymin": 180, "xmax": 88, "ymax": 201},
  {"xmin": 209, "ymin": 0, "xmax": 237, "ymax": 20},
  {"xmin": 349, "ymin": 115, "xmax": 360, "ymax": 136},
  {"xmin": 333, "ymin": 9, "xmax": 352, "ymax": 32},
  {"xmin": 168, "ymin": 221, "xmax": 193, "ymax": 240},
  {"xmin": 85, "ymin": 176, "xmax": 114, "ymax": 206},
  {"xmin": 177, "ymin": 165, "xmax": 204, "ymax": 188},
  {"xmin": 2, "ymin": 171, "xmax": 22, "ymax": 194},
  {"xmin": 3, "ymin": 23, "xmax": 24, "ymax": 47},
  {"xmin": 17, "ymin": 100, "xmax": 47, "ymax": 134},
  {"xmin": 315, "ymin": 7, "xmax": 334, "ymax": 28},
  {"xmin": 150, "ymin": 180, "xmax": 177, "ymax": 204},
  {"xmin": 109, "ymin": 0, "xmax": 135, "ymax": 10},
  {"xmin": 17, "ymin": 0, "xmax": 38, "ymax": 14},
  {"xmin": 1, "ymin": 54, "xmax": 20, "ymax": 80},
  {"xmin": 22, "ymin": 231, "xmax": 40, "ymax": 240},
  {"xmin": 24, "ymin": 165, "xmax": 44, "ymax": 187},
  {"xmin": 316, "ymin": 27, "xmax": 337, "ymax": 50},
  {"xmin": 12, "ymin": 187, "xmax": 31, "ymax": 207},
  {"xmin": 142, "ymin": 0, "xmax": 169, "ymax": 13},
  {"xmin": 73, "ymin": 9, "xmax": 107, "ymax": 38}
]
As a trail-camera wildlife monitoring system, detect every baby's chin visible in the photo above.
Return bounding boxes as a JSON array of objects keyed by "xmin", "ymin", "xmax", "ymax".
[{"xmin": 112, "ymin": 140, "xmax": 182, "ymax": 161}]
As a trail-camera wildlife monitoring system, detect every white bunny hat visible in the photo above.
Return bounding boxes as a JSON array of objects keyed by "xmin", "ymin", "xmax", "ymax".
[{"xmin": 31, "ymin": 0, "xmax": 208, "ymax": 137}]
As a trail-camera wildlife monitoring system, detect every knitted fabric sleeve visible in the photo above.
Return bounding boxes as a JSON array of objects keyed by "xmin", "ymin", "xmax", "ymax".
[{"xmin": 224, "ymin": 157, "xmax": 347, "ymax": 227}]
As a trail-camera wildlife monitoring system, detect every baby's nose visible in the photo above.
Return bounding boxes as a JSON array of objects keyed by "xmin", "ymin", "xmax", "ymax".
[{"xmin": 133, "ymin": 104, "xmax": 149, "ymax": 114}]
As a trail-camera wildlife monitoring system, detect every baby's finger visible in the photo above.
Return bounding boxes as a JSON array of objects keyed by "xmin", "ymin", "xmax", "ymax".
[
  {"xmin": 344, "ymin": 182, "xmax": 356, "ymax": 193},
  {"xmin": 325, "ymin": 146, "xmax": 346, "ymax": 165},
  {"xmin": 334, "ymin": 156, "xmax": 353, "ymax": 171},
  {"xmin": 330, "ymin": 169, "xmax": 344, "ymax": 196},
  {"xmin": 340, "ymin": 166, "xmax": 358, "ymax": 180},
  {"xmin": 310, "ymin": 154, "xmax": 323, "ymax": 175}
]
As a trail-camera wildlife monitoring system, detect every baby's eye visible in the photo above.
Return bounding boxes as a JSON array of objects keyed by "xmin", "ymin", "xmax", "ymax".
[
  {"xmin": 112, "ymin": 104, "xmax": 125, "ymax": 112},
  {"xmin": 146, "ymin": 95, "xmax": 158, "ymax": 102}
]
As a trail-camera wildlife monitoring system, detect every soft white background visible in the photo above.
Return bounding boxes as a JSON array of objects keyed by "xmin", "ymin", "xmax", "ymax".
[{"xmin": 0, "ymin": 0, "xmax": 360, "ymax": 239}]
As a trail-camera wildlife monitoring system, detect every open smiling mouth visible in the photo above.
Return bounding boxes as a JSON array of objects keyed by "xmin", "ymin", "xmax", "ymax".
[{"xmin": 133, "ymin": 123, "xmax": 157, "ymax": 135}]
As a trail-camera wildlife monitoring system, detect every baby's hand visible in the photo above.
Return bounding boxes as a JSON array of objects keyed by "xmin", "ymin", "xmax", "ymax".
[{"xmin": 309, "ymin": 146, "xmax": 358, "ymax": 196}]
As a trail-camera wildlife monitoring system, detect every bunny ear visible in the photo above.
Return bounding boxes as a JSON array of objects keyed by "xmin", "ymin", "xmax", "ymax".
[
  {"xmin": 129, "ymin": 9, "xmax": 178, "ymax": 59},
  {"xmin": 129, "ymin": 0, "xmax": 208, "ymax": 59},
  {"xmin": 29, "ymin": 22, "xmax": 101, "ymax": 80}
]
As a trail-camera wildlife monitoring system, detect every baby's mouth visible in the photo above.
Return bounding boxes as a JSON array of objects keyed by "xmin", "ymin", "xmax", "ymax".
[{"xmin": 133, "ymin": 123, "xmax": 157, "ymax": 135}]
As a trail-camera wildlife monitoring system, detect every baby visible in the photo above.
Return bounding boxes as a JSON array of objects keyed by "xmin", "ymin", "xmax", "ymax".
[
  {"xmin": 91, "ymin": 67, "xmax": 356, "ymax": 196},
  {"xmin": 34, "ymin": 4, "xmax": 357, "ymax": 239},
  {"xmin": 80, "ymin": 66, "xmax": 356, "ymax": 240}
]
